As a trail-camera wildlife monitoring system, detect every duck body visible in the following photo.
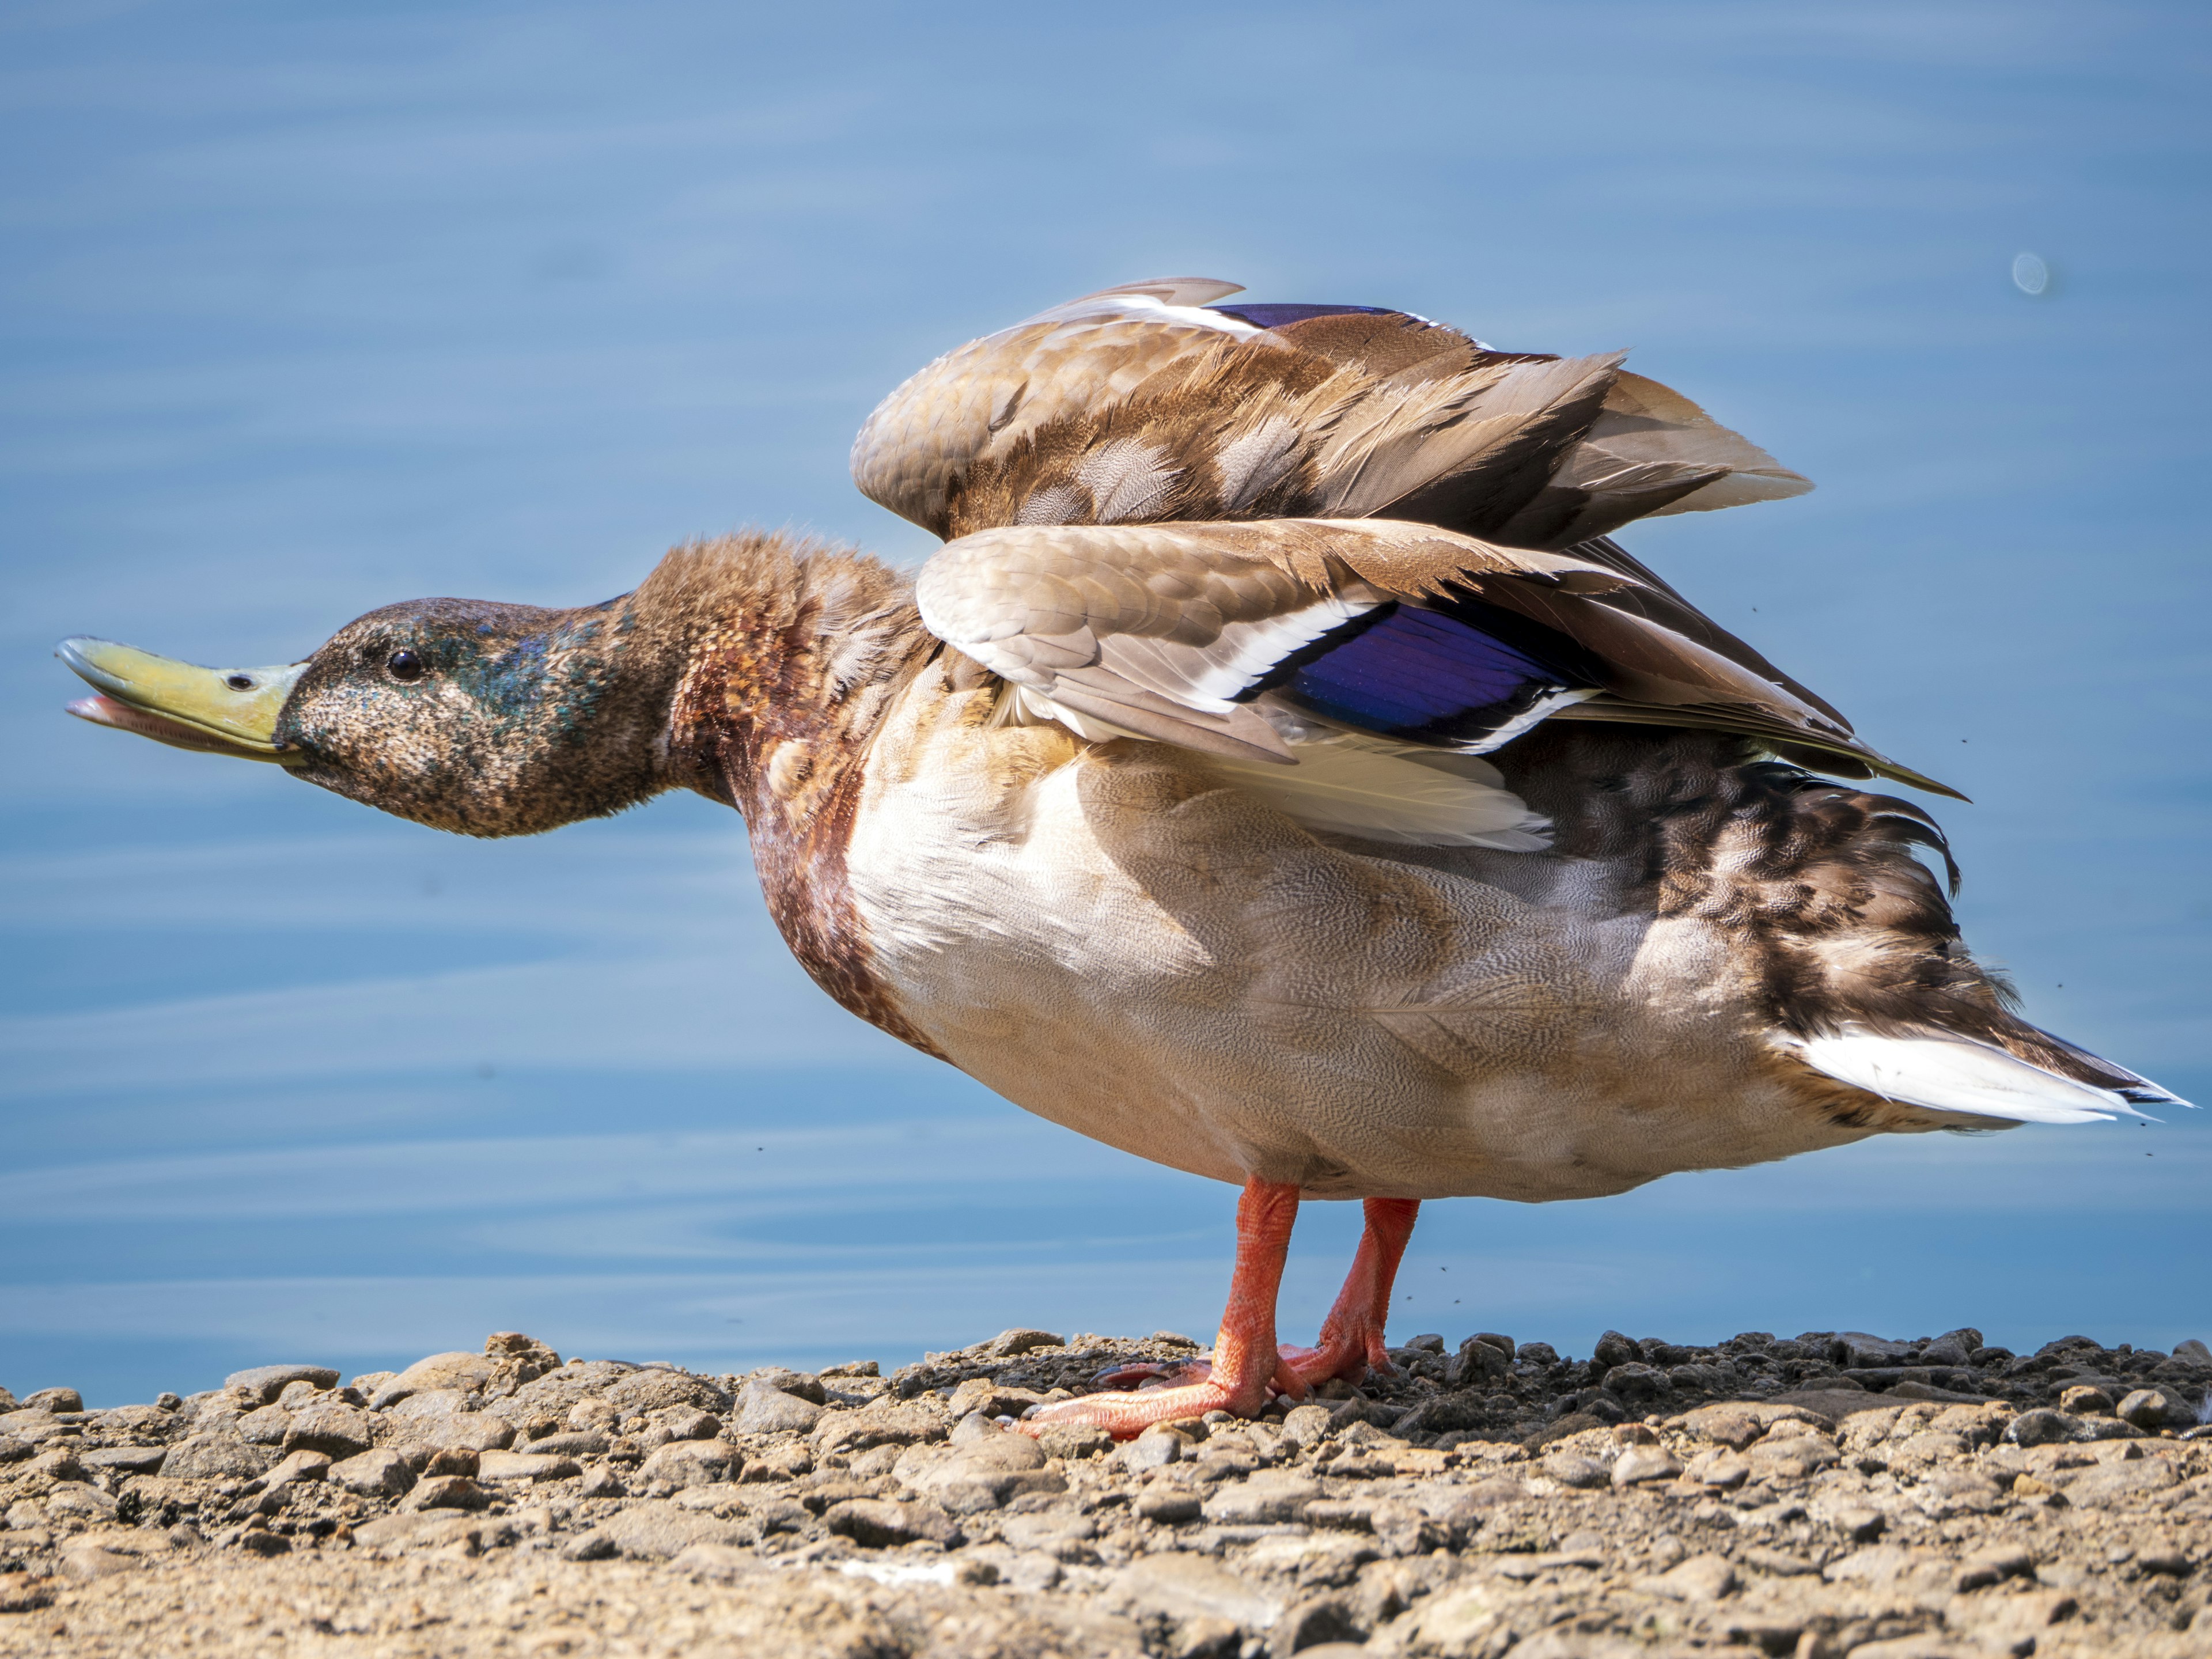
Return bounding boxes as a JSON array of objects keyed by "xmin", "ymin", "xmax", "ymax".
[{"xmin": 840, "ymin": 661, "xmax": 1911, "ymax": 1205}]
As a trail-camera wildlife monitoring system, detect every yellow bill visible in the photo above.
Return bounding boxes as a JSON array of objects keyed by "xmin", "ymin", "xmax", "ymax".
[{"xmin": 56, "ymin": 637, "xmax": 306, "ymax": 764}]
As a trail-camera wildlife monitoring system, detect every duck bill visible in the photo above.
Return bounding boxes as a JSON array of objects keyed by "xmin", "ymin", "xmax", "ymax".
[{"xmin": 56, "ymin": 637, "xmax": 306, "ymax": 765}]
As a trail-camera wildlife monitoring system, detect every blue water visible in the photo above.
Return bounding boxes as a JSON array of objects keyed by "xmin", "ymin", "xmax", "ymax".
[{"xmin": 2, "ymin": 2, "xmax": 2207, "ymax": 1405}]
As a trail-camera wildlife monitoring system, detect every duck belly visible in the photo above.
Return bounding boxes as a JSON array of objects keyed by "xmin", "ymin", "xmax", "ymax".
[{"xmin": 841, "ymin": 702, "xmax": 1877, "ymax": 1203}]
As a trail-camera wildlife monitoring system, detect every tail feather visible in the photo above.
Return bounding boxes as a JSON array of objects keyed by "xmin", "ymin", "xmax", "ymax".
[{"xmin": 1786, "ymin": 1025, "xmax": 2193, "ymax": 1125}]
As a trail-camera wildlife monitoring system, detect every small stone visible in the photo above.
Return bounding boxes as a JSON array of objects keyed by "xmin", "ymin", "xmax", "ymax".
[
  {"xmin": 1641, "ymin": 1552, "xmax": 1736, "ymax": 1600},
  {"xmin": 822, "ymin": 1497, "xmax": 960, "ymax": 1548},
  {"xmin": 30, "ymin": 1446, "xmax": 88, "ymax": 1484},
  {"xmin": 1592, "ymin": 1331, "xmax": 1638, "ymax": 1368},
  {"xmin": 987, "ymin": 1328, "xmax": 1063, "ymax": 1357},
  {"xmin": 58, "ymin": 1544, "xmax": 136, "ymax": 1580},
  {"xmin": 734, "ymin": 1383, "xmax": 821, "ymax": 1436},
  {"xmin": 1135, "ymin": 1484, "xmax": 1204, "ymax": 1524},
  {"xmin": 46, "ymin": 1484, "xmax": 118, "ymax": 1523},
  {"xmin": 810, "ymin": 1397, "xmax": 944, "ymax": 1455},
  {"xmin": 2117, "ymin": 1387, "xmax": 2181, "ymax": 1430},
  {"xmin": 477, "ymin": 1449, "xmax": 584, "ymax": 1484},
  {"xmin": 161, "ymin": 1434, "xmax": 276, "ymax": 1482},
  {"xmin": 79, "ymin": 1446, "xmax": 166, "ymax": 1474},
  {"xmin": 638, "ymin": 1440, "xmax": 737, "ymax": 1487},
  {"xmin": 2059, "ymin": 1384, "xmax": 2114, "ymax": 1416},
  {"xmin": 1955, "ymin": 1544, "xmax": 2032, "ymax": 1590},
  {"xmin": 237, "ymin": 1405, "xmax": 293, "ymax": 1446},
  {"xmin": 1202, "ymin": 1472, "xmax": 1321, "ymax": 1524},
  {"xmin": 21, "ymin": 1388, "xmax": 84, "ymax": 1414},
  {"xmin": 248, "ymin": 1449, "xmax": 331, "ymax": 1492},
  {"xmin": 424, "ymin": 1447, "xmax": 480, "ymax": 1478},
  {"xmin": 1542, "ymin": 1453, "xmax": 1611, "ymax": 1489},
  {"xmin": 1690, "ymin": 1449, "xmax": 1749, "ymax": 1488},
  {"xmin": 1101, "ymin": 1553, "xmax": 1286, "ymax": 1631},
  {"xmin": 329, "ymin": 1449, "xmax": 416, "ymax": 1498},
  {"xmin": 578, "ymin": 1465, "xmax": 625, "ymax": 1499},
  {"xmin": 2173, "ymin": 1338, "xmax": 2211, "ymax": 1364},
  {"xmin": 1834, "ymin": 1506, "xmax": 1886, "ymax": 1543},
  {"xmin": 235, "ymin": 1528, "xmax": 291, "ymax": 1556},
  {"xmin": 1270, "ymin": 1595, "xmax": 1362, "ymax": 1656},
  {"xmin": 2005, "ymin": 1409, "xmax": 2079, "ymax": 1446},
  {"xmin": 520, "ymin": 1431, "xmax": 608, "ymax": 1459},
  {"xmin": 388, "ymin": 1351, "xmax": 498, "ymax": 1397},
  {"xmin": 1278, "ymin": 1403, "xmax": 1332, "ymax": 1448},
  {"xmin": 221, "ymin": 1365, "xmax": 338, "ymax": 1406},
  {"xmin": 1031, "ymin": 1422, "xmax": 1112, "ymax": 1462},
  {"xmin": 1609, "ymin": 1444, "xmax": 1681, "ymax": 1486},
  {"xmin": 403, "ymin": 1474, "xmax": 490, "ymax": 1512},
  {"xmin": 283, "ymin": 1403, "xmax": 374, "ymax": 1460},
  {"xmin": 748, "ymin": 1367, "xmax": 827, "ymax": 1405},
  {"xmin": 1118, "ymin": 1426, "xmax": 1187, "ymax": 1472},
  {"xmin": 1447, "ymin": 1338, "xmax": 1509, "ymax": 1387},
  {"xmin": 1388, "ymin": 1584, "xmax": 1503, "ymax": 1656}
]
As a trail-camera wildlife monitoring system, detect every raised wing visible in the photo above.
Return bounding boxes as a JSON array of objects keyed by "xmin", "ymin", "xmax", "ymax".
[
  {"xmin": 854, "ymin": 278, "xmax": 1810, "ymax": 556},
  {"xmin": 916, "ymin": 517, "xmax": 1957, "ymax": 800}
]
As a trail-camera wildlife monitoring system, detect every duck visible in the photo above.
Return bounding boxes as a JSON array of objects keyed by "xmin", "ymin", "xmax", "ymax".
[{"xmin": 58, "ymin": 276, "xmax": 2189, "ymax": 1437}]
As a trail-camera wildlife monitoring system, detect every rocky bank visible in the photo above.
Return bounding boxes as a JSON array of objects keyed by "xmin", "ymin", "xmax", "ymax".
[{"xmin": 3, "ymin": 1324, "xmax": 2210, "ymax": 1658}]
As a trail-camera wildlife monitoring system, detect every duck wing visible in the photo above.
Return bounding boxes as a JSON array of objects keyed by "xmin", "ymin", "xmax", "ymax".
[
  {"xmin": 852, "ymin": 277, "xmax": 1810, "ymax": 554},
  {"xmin": 915, "ymin": 516, "xmax": 1959, "ymax": 798}
]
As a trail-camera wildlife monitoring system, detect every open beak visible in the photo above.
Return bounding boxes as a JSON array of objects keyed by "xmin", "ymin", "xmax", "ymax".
[{"xmin": 56, "ymin": 637, "xmax": 306, "ymax": 765}]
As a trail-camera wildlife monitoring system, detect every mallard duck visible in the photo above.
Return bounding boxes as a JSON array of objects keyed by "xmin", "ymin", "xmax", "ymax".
[{"xmin": 58, "ymin": 277, "xmax": 2187, "ymax": 1435}]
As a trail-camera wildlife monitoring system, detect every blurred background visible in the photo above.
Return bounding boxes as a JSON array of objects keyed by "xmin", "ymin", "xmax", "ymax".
[{"xmin": 3, "ymin": 1, "xmax": 2206, "ymax": 1406}]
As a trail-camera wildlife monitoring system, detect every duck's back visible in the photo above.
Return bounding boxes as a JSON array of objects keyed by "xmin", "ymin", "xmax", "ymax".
[{"xmin": 823, "ymin": 279, "xmax": 2184, "ymax": 1199}]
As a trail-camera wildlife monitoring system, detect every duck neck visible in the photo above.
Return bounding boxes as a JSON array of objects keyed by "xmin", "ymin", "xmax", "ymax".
[{"xmin": 641, "ymin": 533, "xmax": 948, "ymax": 1054}]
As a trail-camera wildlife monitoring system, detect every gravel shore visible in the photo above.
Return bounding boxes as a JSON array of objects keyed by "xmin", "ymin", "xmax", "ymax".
[{"xmin": 4, "ymin": 1324, "xmax": 2209, "ymax": 1657}]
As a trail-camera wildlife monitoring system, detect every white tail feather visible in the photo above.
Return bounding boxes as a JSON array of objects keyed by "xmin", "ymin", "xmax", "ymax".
[{"xmin": 1786, "ymin": 1026, "xmax": 2184, "ymax": 1124}]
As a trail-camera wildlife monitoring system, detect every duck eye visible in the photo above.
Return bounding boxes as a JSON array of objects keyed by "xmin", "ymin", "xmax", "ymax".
[
  {"xmin": 386, "ymin": 649, "xmax": 426, "ymax": 683},
  {"xmin": 225, "ymin": 673, "xmax": 255, "ymax": 691}
]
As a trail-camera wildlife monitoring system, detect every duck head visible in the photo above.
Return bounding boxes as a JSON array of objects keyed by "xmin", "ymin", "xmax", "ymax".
[{"xmin": 59, "ymin": 593, "xmax": 681, "ymax": 836}]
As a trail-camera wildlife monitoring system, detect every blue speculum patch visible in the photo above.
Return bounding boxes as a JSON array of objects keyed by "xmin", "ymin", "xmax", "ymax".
[
  {"xmin": 1206, "ymin": 302, "xmax": 1400, "ymax": 329},
  {"xmin": 1285, "ymin": 605, "xmax": 1575, "ymax": 742}
]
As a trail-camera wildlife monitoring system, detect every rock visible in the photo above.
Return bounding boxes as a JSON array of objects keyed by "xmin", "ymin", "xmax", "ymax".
[
  {"xmin": 2174, "ymin": 1338, "xmax": 2212, "ymax": 1364},
  {"xmin": 1835, "ymin": 1332, "xmax": 1915, "ymax": 1368},
  {"xmin": 733, "ymin": 1382, "xmax": 821, "ymax": 1435},
  {"xmin": 2059, "ymin": 1458, "xmax": 2177, "ymax": 1507},
  {"xmin": 79, "ymin": 1446, "xmax": 166, "ymax": 1474},
  {"xmin": 1278, "ymin": 1404, "xmax": 1333, "ymax": 1449},
  {"xmin": 58, "ymin": 1544, "xmax": 136, "ymax": 1580},
  {"xmin": 233, "ymin": 1528, "xmax": 290, "ymax": 1556},
  {"xmin": 2005, "ymin": 1409, "xmax": 2079, "ymax": 1446},
  {"xmin": 811, "ymin": 1397, "xmax": 945, "ymax": 1455},
  {"xmin": 483, "ymin": 1332, "xmax": 562, "ymax": 1389},
  {"xmin": 161, "ymin": 1435, "xmax": 275, "ymax": 1481},
  {"xmin": 2118, "ymin": 1387, "xmax": 2182, "ymax": 1429},
  {"xmin": 1201, "ymin": 1472, "xmax": 1321, "ymax": 1524},
  {"xmin": 1136, "ymin": 1484, "xmax": 1205, "ymax": 1523},
  {"xmin": 638, "ymin": 1440, "xmax": 736, "ymax": 1487},
  {"xmin": 1447, "ymin": 1338, "xmax": 1509, "ymax": 1387},
  {"xmin": 247, "ymin": 1449, "xmax": 331, "ymax": 1493},
  {"xmin": 1601, "ymin": 1361, "xmax": 1668, "ymax": 1403},
  {"xmin": 2059, "ymin": 1384, "xmax": 2114, "ymax": 1416},
  {"xmin": 988, "ymin": 1328, "xmax": 1063, "ymax": 1357},
  {"xmin": 1834, "ymin": 1507, "xmax": 1887, "ymax": 1543},
  {"xmin": 1639, "ymin": 1552, "xmax": 1736, "ymax": 1600},
  {"xmin": 1610, "ymin": 1445, "xmax": 1681, "ymax": 1485},
  {"xmin": 1269, "ymin": 1595, "xmax": 1362, "ymax": 1656},
  {"xmin": 1386, "ymin": 1583, "xmax": 1503, "ymax": 1656},
  {"xmin": 1688, "ymin": 1449, "xmax": 1749, "ymax": 1488},
  {"xmin": 329, "ymin": 1449, "xmax": 416, "ymax": 1498},
  {"xmin": 898, "ymin": 1433, "xmax": 1062, "ymax": 1512},
  {"xmin": 605, "ymin": 1369, "xmax": 732, "ymax": 1418},
  {"xmin": 46, "ymin": 1484, "xmax": 118, "ymax": 1522},
  {"xmin": 520, "ymin": 1430, "xmax": 608, "ymax": 1459},
  {"xmin": 222, "ymin": 1365, "xmax": 338, "ymax": 1406},
  {"xmin": 1032, "ymin": 1422, "xmax": 1113, "ymax": 1462},
  {"xmin": 237, "ymin": 1405, "xmax": 293, "ymax": 1445},
  {"xmin": 21, "ymin": 1388, "xmax": 84, "ymax": 1414},
  {"xmin": 388, "ymin": 1351, "xmax": 498, "ymax": 1397},
  {"xmin": 402, "ymin": 1475, "xmax": 490, "ymax": 1512},
  {"xmin": 389, "ymin": 1409, "xmax": 515, "ymax": 1458},
  {"xmin": 476, "ymin": 1449, "xmax": 584, "ymax": 1484},
  {"xmin": 1588, "ymin": 1331, "xmax": 1636, "ymax": 1369},
  {"xmin": 1541, "ymin": 1452, "xmax": 1610, "ymax": 1489},
  {"xmin": 1103, "ymin": 1553, "xmax": 1285, "ymax": 1630},
  {"xmin": 946, "ymin": 1377, "xmax": 1044, "ymax": 1421},
  {"xmin": 823, "ymin": 1497, "xmax": 960, "ymax": 1547},
  {"xmin": 1955, "ymin": 1544, "xmax": 2032, "ymax": 1591},
  {"xmin": 747, "ymin": 1367, "xmax": 827, "ymax": 1405},
  {"xmin": 282, "ymin": 1404, "xmax": 374, "ymax": 1460}
]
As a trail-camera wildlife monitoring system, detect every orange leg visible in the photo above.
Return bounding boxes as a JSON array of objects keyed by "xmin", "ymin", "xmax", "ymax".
[
  {"xmin": 1023, "ymin": 1188, "xmax": 1424, "ymax": 1440},
  {"xmin": 1023, "ymin": 1177, "xmax": 1300, "ymax": 1438}
]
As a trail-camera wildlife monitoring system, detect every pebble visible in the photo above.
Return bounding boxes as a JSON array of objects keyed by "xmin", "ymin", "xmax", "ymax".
[
  {"xmin": 221, "ymin": 1366, "xmax": 338, "ymax": 1405},
  {"xmin": 20, "ymin": 1388, "xmax": 85, "ymax": 1414},
  {"xmin": 734, "ymin": 1382, "xmax": 821, "ymax": 1435}
]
